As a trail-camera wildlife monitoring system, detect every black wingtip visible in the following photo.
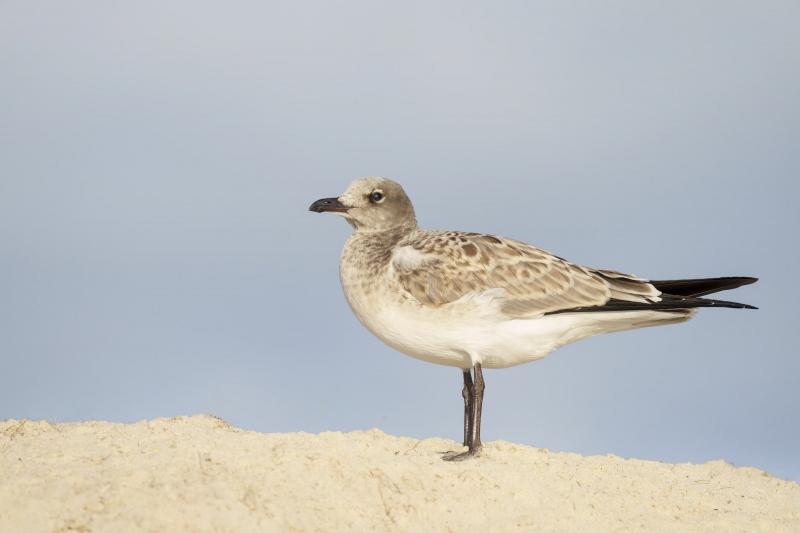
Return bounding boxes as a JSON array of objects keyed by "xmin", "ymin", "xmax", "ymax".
[
  {"xmin": 547, "ymin": 294, "xmax": 759, "ymax": 314},
  {"xmin": 650, "ymin": 276, "xmax": 759, "ymax": 298}
]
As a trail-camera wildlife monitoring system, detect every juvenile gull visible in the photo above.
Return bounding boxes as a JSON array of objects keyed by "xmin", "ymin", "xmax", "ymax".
[{"xmin": 309, "ymin": 177, "xmax": 757, "ymax": 461}]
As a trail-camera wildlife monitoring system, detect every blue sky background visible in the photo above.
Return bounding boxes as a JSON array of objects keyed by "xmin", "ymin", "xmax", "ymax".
[{"xmin": 2, "ymin": 1, "xmax": 798, "ymax": 480}]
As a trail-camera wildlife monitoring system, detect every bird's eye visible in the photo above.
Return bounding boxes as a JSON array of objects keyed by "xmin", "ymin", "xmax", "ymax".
[{"xmin": 370, "ymin": 191, "xmax": 384, "ymax": 203}]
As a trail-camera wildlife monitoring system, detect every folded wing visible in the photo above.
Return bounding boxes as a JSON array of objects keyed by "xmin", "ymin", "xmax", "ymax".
[{"xmin": 391, "ymin": 231, "xmax": 663, "ymax": 318}]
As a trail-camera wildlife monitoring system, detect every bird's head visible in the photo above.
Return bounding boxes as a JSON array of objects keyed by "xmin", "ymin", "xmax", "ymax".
[{"xmin": 309, "ymin": 177, "xmax": 418, "ymax": 232}]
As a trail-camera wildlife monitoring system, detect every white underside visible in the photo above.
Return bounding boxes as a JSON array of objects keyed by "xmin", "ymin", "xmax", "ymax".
[{"xmin": 348, "ymin": 288, "xmax": 695, "ymax": 370}]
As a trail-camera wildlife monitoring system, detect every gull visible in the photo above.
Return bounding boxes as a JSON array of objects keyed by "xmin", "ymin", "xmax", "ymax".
[{"xmin": 309, "ymin": 177, "xmax": 757, "ymax": 461}]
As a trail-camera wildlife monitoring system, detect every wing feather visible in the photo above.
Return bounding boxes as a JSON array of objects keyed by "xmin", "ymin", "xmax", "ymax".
[{"xmin": 391, "ymin": 231, "xmax": 661, "ymax": 317}]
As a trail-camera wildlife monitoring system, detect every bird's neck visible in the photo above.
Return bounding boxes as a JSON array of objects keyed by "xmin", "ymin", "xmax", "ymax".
[
  {"xmin": 352, "ymin": 223, "xmax": 417, "ymax": 243},
  {"xmin": 343, "ymin": 224, "xmax": 417, "ymax": 269}
]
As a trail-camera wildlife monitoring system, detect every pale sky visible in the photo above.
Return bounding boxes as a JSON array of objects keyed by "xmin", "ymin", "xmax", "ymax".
[{"xmin": 1, "ymin": 1, "xmax": 798, "ymax": 480}]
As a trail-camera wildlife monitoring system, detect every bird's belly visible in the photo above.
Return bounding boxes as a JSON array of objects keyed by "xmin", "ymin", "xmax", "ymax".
[
  {"xmin": 343, "ymin": 290, "xmax": 569, "ymax": 370},
  {"xmin": 345, "ymin": 294, "xmax": 474, "ymax": 368}
]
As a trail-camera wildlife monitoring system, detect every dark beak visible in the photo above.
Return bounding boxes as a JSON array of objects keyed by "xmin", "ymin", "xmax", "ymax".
[{"xmin": 309, "ymin": 197, "xmax": 349, "ymax": 213}]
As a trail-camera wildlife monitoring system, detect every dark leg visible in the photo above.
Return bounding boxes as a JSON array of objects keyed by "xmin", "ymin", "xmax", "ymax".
[
  {"xmin": 461, "ymin": 369, "xmax": 473, "ymax": 447},
  {"xmin": 470, "ymin": 364, "xmax": 485, "ymax": 449},
  {"xmin": 444, "ymin": 364, "xmax": 485, "ymax": 461}
]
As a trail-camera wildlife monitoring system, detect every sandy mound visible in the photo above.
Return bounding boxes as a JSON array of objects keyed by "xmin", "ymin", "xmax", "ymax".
[{"xmin": 1, "ymin": 415, "xmax": 797, "ymax": 532}]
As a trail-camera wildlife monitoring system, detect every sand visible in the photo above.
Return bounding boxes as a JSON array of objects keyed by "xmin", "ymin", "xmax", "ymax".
[{"xmin": 1, "ymin": 415, "xmax": 797, "ymax": 532}]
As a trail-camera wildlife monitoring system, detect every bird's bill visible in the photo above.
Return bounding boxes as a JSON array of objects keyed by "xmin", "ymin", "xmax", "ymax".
[{"xmin": 309, "ymin": 197, "xmax": 350, "ymax": 214}]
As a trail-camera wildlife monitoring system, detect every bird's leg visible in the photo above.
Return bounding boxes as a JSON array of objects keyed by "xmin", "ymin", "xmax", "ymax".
[
  {"xmin": 470, "ymin": 363, "xmax": 485, "ymax": 450},
  {"xmin": 461, "ymin": 368, "xmax": 474, "ymax": 448},
  {"xmin": 444, "ymin": 363, "xmax": 484, "ymax": 461}
]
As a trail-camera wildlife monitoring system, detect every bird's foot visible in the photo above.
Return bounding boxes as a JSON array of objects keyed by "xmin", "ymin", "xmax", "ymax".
[{"xmin": 441, "ymin": 444, "xmax": 482, "ymax": 461}]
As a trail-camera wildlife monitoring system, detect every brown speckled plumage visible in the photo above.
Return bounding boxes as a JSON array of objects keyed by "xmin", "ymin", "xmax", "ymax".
[{"xmin": 391, "ymin": 230, "xmax": 661, "ymax": 318}]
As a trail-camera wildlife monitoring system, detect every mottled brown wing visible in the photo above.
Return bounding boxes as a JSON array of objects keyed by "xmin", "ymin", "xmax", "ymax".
[{"xmin": 391, "ymin": 231, "xmax": 661, "ymax": 318}]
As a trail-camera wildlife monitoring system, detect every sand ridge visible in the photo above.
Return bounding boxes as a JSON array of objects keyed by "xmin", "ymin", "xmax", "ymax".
[{"xmin": 1, "ymin": 414, "xmax": 797, "ymax": 532}]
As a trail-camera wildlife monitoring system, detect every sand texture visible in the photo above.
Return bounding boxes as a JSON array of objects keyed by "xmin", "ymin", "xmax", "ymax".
[{"xmin": 1, "ymin": 415, "xmax": 797, "ymax": 532}]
